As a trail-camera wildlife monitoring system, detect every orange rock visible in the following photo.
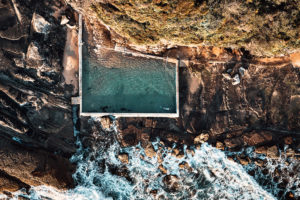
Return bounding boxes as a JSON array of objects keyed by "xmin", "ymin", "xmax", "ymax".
[
  {"xmin": 284, "ymin": 137, "xmax": 293, "ymax": 145},
  {"xmin": 144, "ymin": 145, "xmax": 156, "ymax": 158},
  {"xmin": 255, "ymin": 146, "xmax": 267, "ymax": 154},
  {"xmin": 194, "ymin": 133, "xmax": 209, "ymax": 144},
  {"xmin": 290, "ymin": 51, "xmax": 300, "ymax": 68},
  {"xmin": 118, "ymin": 153, "xmax": 129, "ymax": 164},
  {"xmin": 159, "ymin": 165, "xmax": 167, "ymax": 174},
  {"xmin": 216, "ymin": 141, "xmax": 225, "ymax": 150},
  {"xmin": 243, "ymin": 132, "xmax": 272, "ymax": 146},
  {"xmin": 267, "ymin": 145, "xmax": 278, "ymax": 158}
]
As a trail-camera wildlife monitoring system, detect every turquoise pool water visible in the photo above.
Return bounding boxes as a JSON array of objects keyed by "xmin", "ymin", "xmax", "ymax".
[{"xmin": 82, "ymin": 49, "xmax": 177, "ymax": 114}]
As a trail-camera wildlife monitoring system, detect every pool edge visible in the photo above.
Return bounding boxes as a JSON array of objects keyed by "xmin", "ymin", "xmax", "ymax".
[{"xmin": 79, "ymin": 15, "xmax": 179, "ymax": 118}]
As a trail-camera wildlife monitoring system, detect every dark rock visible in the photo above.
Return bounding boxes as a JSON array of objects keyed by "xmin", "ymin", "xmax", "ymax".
[
  {"xmin": 163, "ymin": 175, "xmax": 180, "ymax": 192},
  {"xmin": 0, "ymin": 0, "xmax": 76, "ymax": 193},
  {"xmin": 243, "ymin": 132, "xmax": 272, "ymax": 146}
]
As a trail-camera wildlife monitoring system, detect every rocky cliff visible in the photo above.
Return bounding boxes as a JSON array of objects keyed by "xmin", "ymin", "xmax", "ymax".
[{"xmin": 67, "ymin": 0, "xmax": 300, "ymax": 56}]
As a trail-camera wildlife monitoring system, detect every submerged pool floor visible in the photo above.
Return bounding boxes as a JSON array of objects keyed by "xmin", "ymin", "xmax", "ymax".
[{"xmin": 82, "ymin": 48, "xmax": 177, "ymax": 114}]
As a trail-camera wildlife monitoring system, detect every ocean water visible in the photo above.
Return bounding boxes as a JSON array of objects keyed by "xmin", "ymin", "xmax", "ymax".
[
  {"xmin": 3, "ymin": 117, "xmax": 299, "ymax": 200},
  {"xmin": 82, "ymin": 49, "xmax": 177, "ymax": 113}
]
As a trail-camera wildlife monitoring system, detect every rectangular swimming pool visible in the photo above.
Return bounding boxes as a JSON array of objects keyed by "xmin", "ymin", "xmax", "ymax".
[{"xmin": 80, "ymin": 47, "xmax": 178, "ymax": 117}]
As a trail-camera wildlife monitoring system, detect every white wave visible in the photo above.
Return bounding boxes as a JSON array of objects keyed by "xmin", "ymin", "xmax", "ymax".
[{"xmin": 2, "ymin": 119, "xmax": 278, "ymax": 200}]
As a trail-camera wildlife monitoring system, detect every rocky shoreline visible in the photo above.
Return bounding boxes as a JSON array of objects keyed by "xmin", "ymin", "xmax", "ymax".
[
  {"xmin": 0, "ymin": 0, "xmax": 76, "ymax": 193},
  {"xmin": 0, "ymin": 0, "xmax": 299, "ymax": 199}
]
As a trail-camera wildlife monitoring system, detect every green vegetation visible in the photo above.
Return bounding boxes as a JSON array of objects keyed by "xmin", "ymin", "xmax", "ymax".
[{"xmin": 92, "ymin": 0, "xmax": 300, "ymax": 56}]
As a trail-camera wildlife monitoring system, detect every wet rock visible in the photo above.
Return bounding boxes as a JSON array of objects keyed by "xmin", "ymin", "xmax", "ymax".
[
  {"xmin": 195, "ymin": 144, "xmax": 201, "ymax": 150},
  {"xmin": 284, "ymin": 137, "xmax": 293, "ymax": 145},
  {"xmin": 239, "ymin": 67, "xmax": 245, "ymax": 76},
  {"xmin": 238, "ymin": 157, "xmax": 249, "ymax": 165},
  {"xmin": 243, "ymin": 132, "xmax": 272, "ymax": 146},
  {"xmin": 224, "ymin": 138, "xmax": 243, "ymax": 149},
  {"xmin": 176, "ymin": 153, "xmax": 185, "ymax": 159},
  {"xmin": 286, "ymin": 192, "xmax": 295, "ymax": 200},
  {"xmin": 186, "ymin": 148, "xmax": 195, "ymax": 156},
  {"xmin": 255, "ymin": 146, "xmax": 267, "ymax": 155},
  {"xmin": 144, "ymin": 144, "xmax": 156, "ymax": 158},
  {"xmin": 216, "ymin": 141, "xmax": 225, "ymax": 150},
  {"xmin": 159, "ymin": 165, "xmax": 167, "ymax": 174},
  {"xmin": 157, "ymin": 152, "xmax": 163, "ymax": 164},
  {"xmin": 31, "ymin": 13, "xmax": 51, "ymax": 34},
  {"xmin": 285, "ymin": 149, "xmax": 295, "ymax": 157},
  {"xmin": 232, "ymin": 74, "xmax": 240, "ymax": 85},
  {"xmin": 119, "ymin": 126, "xmax": 139, "ymax": 147},
  {"xmin": 140, "ymin": 132, "xmax": 150, "ymax": 147},
  {"xmin": 17, "ymin": 196, "xmax": 30, "ymax": 200},
  {"xmin": 267, "ymin": 145, "xmax": 278, "ymax": 158},
  {"xmin": 179, "ymin": 161, "xmax": 191, "ymax": 171},
  {"xmin": 165, "ymin": 132, "xmax": 179, "ymax": 143},
  {"xmin": 100, "ymin": 116, "xmax": 112, "ymax": 130},
  {"xmin": 118, "ymin": 153, "xmax": 129, "ymax": 164},
  {"xmin": 163, "ymin": 175, "xmax": 180, "ymax": 192},
  {"xmin": 194, "ymin": 133, "xmax": 209, "ymax": 144},
  {"xmin": 254, "ymin": 160, "xmax": 264, "ymax": 167},
  {"xmin": 171, "ymin": 148, "xmax": 180, "ymax": 156},
  {"xmin": 150, "ymin": 190, "xmax": 158, "ymax": 198},
  {"xmin": 108, "ymin": 165, "xmax": 133, "ymax": 183}
]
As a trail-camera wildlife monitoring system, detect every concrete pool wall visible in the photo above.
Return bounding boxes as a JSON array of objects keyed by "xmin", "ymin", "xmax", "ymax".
[{"xmin": 78, "ymin": 14, "xmax": 179, "ymax": 118}]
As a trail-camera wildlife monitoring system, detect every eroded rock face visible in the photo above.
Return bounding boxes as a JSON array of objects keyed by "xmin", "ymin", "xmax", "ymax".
[
  {"xmin": 0, "ymin": 0, "xmax": 77, "ymax": 193},
  {"xmin": 67, "ymin": 0, "xmax": 300, "ymax": 56}
]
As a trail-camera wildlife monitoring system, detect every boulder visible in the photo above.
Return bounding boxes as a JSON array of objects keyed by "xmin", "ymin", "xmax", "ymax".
[
  {"xmin": 243, "ymin": 132, "xmax": 272, "ymax": 146},
  {"xmin": 194, "ymin": 133, "xmax": 209, "ymax": 144},
  {"xmin": 171, "ymin": 148, "xmax": 180, "ymax": 156},
  {"xmin": 284, "ymin": 137, "xmax": 293, "ymax": 145},
  {"xmin": 285, "ymin": 149, "xmax": 295, "ymax": 157},
  {"xmin": 267, "ymin": 145, "xmax": 278, "ymax": 158},
  {"xmin": 232, "ymin": 74, "xmax": 240, "ymax": 85},
  {"xmin": 216, "ymin": 141, "xmax": 225, "ymax": 150},
  {"xmin": 60, "ymin": 15, "xmax": 69, "ymax": 25},
  {"xmin": 32, "ymin": 13, "xmax": 51, "ymax": 34},
  {"xmin": 224, "ymin": 138, "xmax": 242, "ymax": 149},
  {"xmin": 140, "ymin": 132, "xmax": 150, "ymax": 147},
  {"xmin": 118, "ymin": 153, "xmax": 129, "ymax": 164},
  {"xmin": 238, "ymin": 157, "xmax": 249, "ymax": 165},
  {"xmin": 26, "ymin": 42, "xmax": 43, "ymax": 61},
  {"xmin": 255, "ymin": 146, "xmax": 267, "ymax": 155},
  {"xmin": 144, "ymin": 144, "xmax": 156, "ymax": 158},
  {"xmin": 163, "ymin": 175, "xmax": 180, "ymax": 192},
  {"xmin": 100, "ymin": 116, "xmax": 112, "ymax": 130},
  {"xmin": 179, "ymin": 161, "xmax": 191, "ymax": 171},
  {"xmin": 254, "ymin": 160, "xmax": 264, "ymax": 167},
  {"xmin": 158, "ymin": 165, "xmax": 167, "ymax": 174}
]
